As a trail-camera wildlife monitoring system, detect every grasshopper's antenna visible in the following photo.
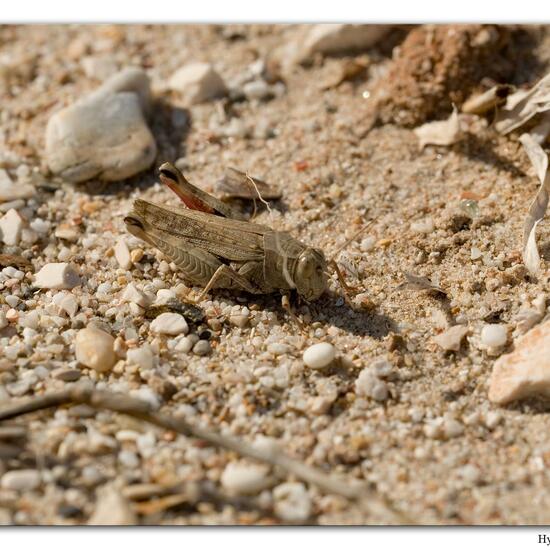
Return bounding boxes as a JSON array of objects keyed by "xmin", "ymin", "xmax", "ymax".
[
  {"xmin": 329, "ymin": 220, "xmax": 374, "ymax": 263},
  {"xmin": 327, "ymin": 220, "xmax": 374, "ymax": 302}
]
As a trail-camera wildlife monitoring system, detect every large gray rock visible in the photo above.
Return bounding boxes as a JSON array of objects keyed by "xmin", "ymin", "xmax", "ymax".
[{"xmin": 45, "ymin": 68, "xmax": 156, "ymax": 183}]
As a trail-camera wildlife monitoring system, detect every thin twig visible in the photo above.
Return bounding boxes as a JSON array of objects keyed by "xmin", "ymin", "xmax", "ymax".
[{"xmin": 0, "ymin": 384, "xmax": 409, "ymax": 522}]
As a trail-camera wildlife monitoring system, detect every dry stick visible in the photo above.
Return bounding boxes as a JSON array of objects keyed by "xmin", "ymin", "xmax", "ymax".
[{"xmin": 0, "ymin": 385, "xmax": 408, "ymax": 522}]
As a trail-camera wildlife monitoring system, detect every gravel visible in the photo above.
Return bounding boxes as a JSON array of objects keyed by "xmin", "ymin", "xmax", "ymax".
[{"xmin": 1, "ymin": 23, "xmax": 550, "ymax": 526}]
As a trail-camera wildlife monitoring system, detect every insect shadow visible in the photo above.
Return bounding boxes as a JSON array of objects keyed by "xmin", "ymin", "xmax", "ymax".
[
  {"xmin": 244, "ymin": 289, "xmax": 396, "ymax": 339},
  {"xmin": 306, "ymin": 290, "xmax": 397, "ymax": 338}
]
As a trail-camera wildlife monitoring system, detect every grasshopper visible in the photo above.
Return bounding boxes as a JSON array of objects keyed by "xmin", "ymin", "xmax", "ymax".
[{"xmin": 124, "ymin": 163, "xmax": 331, "ymax": 302}]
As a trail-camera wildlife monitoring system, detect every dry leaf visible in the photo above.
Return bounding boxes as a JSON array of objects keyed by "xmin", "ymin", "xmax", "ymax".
[
  {"xmin": 320, "ymin": 59, "xmax": 368, "ymax": 90},
  {"xmin": 519, "ymin": 132, "xmax": 550, "ymax": 274},
  {"xmin": 397, "ymin": 272, "xmax": 446, "ymax": 296},
  {"xmin": 414, "ymin": 107, "xmax": 461, "ymax": 149},
  {"xmin": 461, "ymin": 84, "xmax": 512, "ymax": 115},
  {"xmin": 215, "ymin": 167, "xmax": 281, "ymax": 201},
  {"xmin": 495, "ymin": 72, "xmax": 550, "ymax": 135}
]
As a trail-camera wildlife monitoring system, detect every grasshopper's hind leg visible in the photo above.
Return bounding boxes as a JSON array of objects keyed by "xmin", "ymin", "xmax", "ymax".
[{"xmin": 197, "ymin": 263, "xmax": 261, "ymax": 302}]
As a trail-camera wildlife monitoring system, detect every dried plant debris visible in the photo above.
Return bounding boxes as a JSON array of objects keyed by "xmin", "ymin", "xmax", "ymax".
[
  {"xmin": 519, "ymin": 132, "xmax": 550, "ymax": 274},
  {"xmin": 373, "ymin": 25, "xmax": 527, "ymax": 127},
  {"xmin": 461, "ymin": 84, "xmax": 513, "ymax": 115},
  {"xmin": 397, "ymin": 272, "xmax": 446, "ymax": 296},
  {"xmin": 414, "ymin": 107, "xmax": 462, "ymax": 149},
  {"xmin": 495, "ymin": 72, "xmax": 550, "ymax": 135},
  {"xmin": 320, "ymin": 58, "xmax": 369, "ymax": 90},
  {"xmin": 215, "ymin": 167, "xmax": 282, "ymax": 201}
]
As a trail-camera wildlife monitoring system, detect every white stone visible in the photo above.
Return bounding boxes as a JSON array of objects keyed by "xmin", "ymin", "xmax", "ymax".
[
  {"xmin": 410, "ymin": 218, "xmax": 434, "ymax": 234},
  {"xmin": 1, "ymin": 469, "xmax": 41, "ymax": 491},
  {"xmin": 0, "ymin": 169, "xmax": 35, "ymax": 202},
  {"xmin": 52, "ymin": 291, "xmax": 78, "ymax": 316},
  {"xmin": 120, "ymin": 283, "xmax": 150, "ymax": 308},
  {"xmin": 489, "ymin": 319, "xmax": 550, "ymax": 404},
  {"xmin": 273, "ymin": 482, "xmax": 312, "ymax": 522},
  {"xmin": 46, "ymin": 68, "xmax": 156, "ymax": 183},
  {"xmin": 175, "ymin": 334, "xmax": 196, "ymax": 353},
  {"xmin": 355, "ymin": 368, "xmax": 389, "ymax": 401},
  {"xmin": 29, "ymin": 218, "xmax": 50, "ymax": 234},
  {"xmin": 126, "ymin": 346, "xmax": 154, "ymax": 370},
  {"xmin": 433, "ymin": 325, "xmax": 469, "ymax": 352},
  {"xmin": 0, "ymin": 208, "xmax": 24, "ymax": 245},
  {"xmin": 154, "ymin": 288, "xmax": 176, "ymax": 305},
  {"xmin": 481, "ymin": 324, "xmax": 507, "ymax": 348},
  {"xmin": 118, "ymin": 450, "xmax": 140, "ymax": 469},
  {"xmin": 243, "ymin": 80, "xmax": 271, "ymax": 101},
  {"xmin": 34, "ymin": 263, "xmax": 80, "ymax": 290},
  {"xmin": 168, "ymin": 62, "xmax": 227, "ymax": 104},
  {"xmin": 443, "ymin": 418, "xmax": 464, "ymax": 439},
  {"xmin": 150, "ymin": 312, "xmax": 188, "ymax": 336},
  {"xmin": 81, "ymin": 56, "xmax": 118, "ymax": 80},
  {"xmin": 303, "ymin": 342, "xmax": 336, "ymax": 369},
  {"xmin": 88, "ymin": 484, "xmax": 137, "ymax": 525},
  {"xmin": 114, "ymin": 237, "xmax": 132, "ymax": 270},
  {"xmin": 220, "ymin": 462, "xmax": 271, "ymax": 495},
  {"xmin": 75, "ymin": 326, "xmax": 116, "ymax": 372},
  {"xmin": 193, "ymin": 339, "xmax": 211, "ymax": 356}
]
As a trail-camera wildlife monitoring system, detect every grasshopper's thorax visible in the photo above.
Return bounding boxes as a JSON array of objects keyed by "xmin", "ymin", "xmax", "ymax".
[{"xmin": 263, "ymin": 232, "xmax": 327, "ymax": 301}]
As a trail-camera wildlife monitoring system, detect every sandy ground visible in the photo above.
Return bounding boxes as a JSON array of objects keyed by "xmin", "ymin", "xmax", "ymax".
[{"xmin": 1, "ymin": 24, "xmax": 550, "ymax": 525}]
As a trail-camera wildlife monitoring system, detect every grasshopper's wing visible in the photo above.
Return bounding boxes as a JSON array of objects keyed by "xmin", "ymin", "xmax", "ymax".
[{"xmin": 133, "ymin": 199, "xmax": 268, "ymax": 262}]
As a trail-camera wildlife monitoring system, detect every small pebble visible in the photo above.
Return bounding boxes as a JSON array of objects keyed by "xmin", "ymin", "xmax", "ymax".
[
  {"xmin": 1, "ymin": 469, "xmax": 41, "ymax": 491},
  {"xmin": 481, "ymin": 324, "xmax": 507, "ymax": 348},
  {"xmin": 121, "ymin": 283, "xmax": 150, "ymax": 308},
  {"xmin": 75, "ymin": 326, "xmax": 116, "ymax": 372},
  {"xmin": 126, "ymin": 346, "xmax": 154, "ymax": 370},
  {"xmin": 34, "ymin": 263, "xmax": 80, "ymax": 290},
  {"xmin": 410, "ymin": 218, "xmax": 434, "ymax": 234},
  {"xmin": 302, "ymin": 342, "xmax": 336, "ymax": 369},
  {"xmin": 193, "ymin": 339, "xmax": 211, "ymax": 356},
  {"xmin": 273, "ymin": 482, "xmax": 311, "ymax": 522},
  {"xmin": 0, "ymin": 209, "xmax": 24, "ymax": 246},
  {"xmin": 88, "ymin": 483, "xmax": 137, "ymax": 525},
  {"xmin": 150, "ymin": 312, "xmax": 189, "ymax": 336},
  {"xmin": 168, "ymin": 62, "xmax": 227, "ymax": 104},
  {"xmin": 220, "ymin": 463, "xmax": 271, "ymax": 495},
  {"xmin": 114, "ymin": 237, "xmax": 133, "ymax": 270}
]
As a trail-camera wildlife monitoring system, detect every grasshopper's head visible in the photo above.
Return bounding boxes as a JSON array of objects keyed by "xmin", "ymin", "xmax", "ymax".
[
  {"xmin": 295, "ymin": 247, "xmax": 327, "ymax": 301},
  {"xmin": 123, "ymin": 212, "xmax": 150, "ymax": 243}
]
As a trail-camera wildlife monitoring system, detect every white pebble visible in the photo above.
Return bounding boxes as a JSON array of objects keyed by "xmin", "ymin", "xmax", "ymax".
[
  {"xmin": 150, "ymin": 312, "xmax": 188, "ymax": 336},
  {"xmin": 0, "ymin": 208, "xmax": 24, "ymax": 246},
  {"xmin": 1, "ymin": 469, "xmax": 42, "ymax": 491},
  {"xmin": 52, "ymin": 291, "xmax": 78, "ymax": 317},
  {"xmin": 154, "ymin": 288, "xmax": 176, "ymax": 305},
  {"xmin": 168, "ymin": 62, "xmax": 227, "ymax": 104},
  {"xmin": 471, "ymin": 247, "xmax": 482, "ymax": 260},
  {"xmin": 410, "ymin": 218, "xmax": 434, "ymax": 234},
  {"xmin": 75, "ymin": 326, "xmax": 116, "ymax": 372},
  {"xmin": 273, "ymin": 482, "xmax": 311, "ymax": 522},
  {"xmin": 34, "ymin": 263, "xmax": 80, "ymax": 290},
  {"xmin": 118, "ymin": 450, "xmax": 140, "ymax": 469},
  {"xmin": 302, "ymin": 342, "xmax": 336, "ymax": 369},
  {"xmin": 114, "ymin": 237, "xmax": 133, "ymax": 270},
  {"xmin": 175, "ymin": 334, "xmax": 197, "ymax": 353},
  {"xmin": 481, "ymin": 324, "xmax": 507, "ymax": 348},
  {"xmin": 193, "ymin": 339, "xmax": 211, "ymax": 356},
  {"xmin": 484, "ymin": 411, "xmax": 502, "ymax": 430},
  {"xmin": 121, "ymin": 283, "xmax": 150, "ymax": 308},
  {"xmin": 126, "ymin": 346, "xmax": 154, "ymax": 370},
  {"xmin": 220, "ymin": 463, "xmax": 271, "ymax": 495},
  {"xmin": 355, "ymin": 368, "xmax": 388, "ymax": 401}
]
